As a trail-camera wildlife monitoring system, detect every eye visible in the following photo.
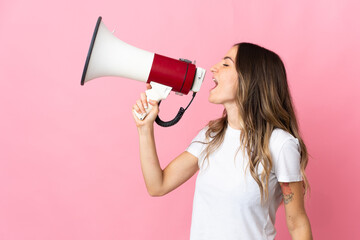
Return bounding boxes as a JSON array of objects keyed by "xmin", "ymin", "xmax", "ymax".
[{"xmin": 223, "ymin": 64, "xmax": 229, "ymax": 67}]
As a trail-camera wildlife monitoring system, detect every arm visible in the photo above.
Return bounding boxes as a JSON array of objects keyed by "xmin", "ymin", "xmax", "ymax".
[
  {"xmin": 132, "ymin": 85, "xmax": 199, "ymax": 196},
  {"xmin": 279, "ymin": 181, "xmax": 313, "ymax": 240},
  {"xmin": 137, "ymin": 126, "xmax": 199, "ymax": 196}
]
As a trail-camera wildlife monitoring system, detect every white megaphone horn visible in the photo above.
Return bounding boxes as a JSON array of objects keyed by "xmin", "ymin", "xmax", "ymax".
[{"xmin": 81, "ymin": 16, "xmax": 206, "ymax": 127}]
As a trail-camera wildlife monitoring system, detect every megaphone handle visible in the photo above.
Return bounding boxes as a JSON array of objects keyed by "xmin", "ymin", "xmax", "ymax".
[
  {"xmin": 133, "ymin": 103, "xmax": 154, "ymax": 120},
  {"xmin": 133, "ymin": 82, "xmax": 172, "ymax": 121}
]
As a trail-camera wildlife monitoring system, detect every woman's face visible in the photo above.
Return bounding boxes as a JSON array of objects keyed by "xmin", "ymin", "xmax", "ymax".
[{"xmin": 208, "ymin": 45, "xmax": 239, "ymax": 105}]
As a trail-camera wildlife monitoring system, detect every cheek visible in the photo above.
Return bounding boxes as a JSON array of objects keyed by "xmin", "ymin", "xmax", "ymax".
[
  {"xmin": 226, "ymin": 77, "xmax": 238, "ymax": 95},
  {"xmin": 221, "ymin": 83, "xmax": 238, "ymax": 99}
]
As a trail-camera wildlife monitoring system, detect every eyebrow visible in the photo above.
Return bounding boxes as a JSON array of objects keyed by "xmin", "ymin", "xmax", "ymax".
[{"xmin": 223, "ymin": 56, "xmax": 234, "ymax": 63}]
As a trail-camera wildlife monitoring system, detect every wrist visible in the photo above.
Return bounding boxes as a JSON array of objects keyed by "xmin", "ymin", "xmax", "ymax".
[{"xmin": 137, "ymin": 125, "xmax": 154, "ymax": 136}]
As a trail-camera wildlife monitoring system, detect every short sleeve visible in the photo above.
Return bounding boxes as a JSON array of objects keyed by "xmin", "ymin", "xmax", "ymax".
[
  {"xmin": 186, "ymin": 127, "xmax": 208, "ymax": 159},
  {"xmin": 274, "ymin": 138, "xmax": 303, "ymax": 182}
]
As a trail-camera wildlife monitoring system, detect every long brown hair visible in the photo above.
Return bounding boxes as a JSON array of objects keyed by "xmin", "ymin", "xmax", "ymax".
[{"xmin": 200, "ymin": 42, "xmax": 309, "ymax": 203}]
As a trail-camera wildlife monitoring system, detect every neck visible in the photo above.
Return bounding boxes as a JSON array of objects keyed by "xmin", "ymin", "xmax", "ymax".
[{"xmin": 224, "ymin": 101, "xmax": 243, "ymax": 130}]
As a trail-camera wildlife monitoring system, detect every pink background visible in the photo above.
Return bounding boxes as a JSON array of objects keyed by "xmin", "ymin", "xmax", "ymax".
[{"xmin": 1, "ymin": 0, "xmax": 359, "ymax": 239}]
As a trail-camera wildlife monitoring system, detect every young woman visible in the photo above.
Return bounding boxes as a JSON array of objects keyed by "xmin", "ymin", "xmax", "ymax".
[{"xmin": 132, "ymin": 42, "xmax": 313, "ymax": 240}]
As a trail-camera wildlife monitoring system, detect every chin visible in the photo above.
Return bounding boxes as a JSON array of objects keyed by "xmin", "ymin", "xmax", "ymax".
[
  {"xmin": 208, "ymin": 96, "xmax": 221, "ymax": 104},
  {"xmin": 208, "ymin": 95, "xmax": 214, "ymax": 104}
]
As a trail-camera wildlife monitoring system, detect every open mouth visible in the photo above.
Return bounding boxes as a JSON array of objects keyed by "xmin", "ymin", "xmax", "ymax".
[{"xmin": 211, "ymin": 78, "xmax": 218, "ymax": 90}]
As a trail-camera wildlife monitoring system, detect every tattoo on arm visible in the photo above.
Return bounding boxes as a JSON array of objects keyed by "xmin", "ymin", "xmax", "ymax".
[{"xmin": 280, "ymin": 183, "xmax": 294, "ymax": 204}]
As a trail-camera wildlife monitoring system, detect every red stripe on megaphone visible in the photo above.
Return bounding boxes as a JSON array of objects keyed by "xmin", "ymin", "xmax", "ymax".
[{"xmin": 147, "ymin": 54, "xmax": 196, "ymax": 94}]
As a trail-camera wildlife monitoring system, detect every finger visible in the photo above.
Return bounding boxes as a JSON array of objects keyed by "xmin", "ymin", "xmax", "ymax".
[
  {"xmin": 133, "ymin": 104, "xmax": 141, "ymax": 114},
  {"xmin": 132, "ymin": 109, "xmax": 144, "ymax": 124},
  {"xmin": 136, "ymin": 99, "xmax": 146, "ymax": 114},
  {"xmin": 140, "ymin": 92, "xmax": 148, "ymax": 109},
  {"xmin": 132, "ymin": 106, "xmax": 141, "ymax": 120}
]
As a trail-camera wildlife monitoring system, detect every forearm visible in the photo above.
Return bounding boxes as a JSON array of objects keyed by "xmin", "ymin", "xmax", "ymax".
[
  {"xmin": 289, "ymin": 215, "xmax": 313, "ymax": 240},
  {"xmin": 138, "ymin": 126, "xmax": 163, "ymax": 196}
]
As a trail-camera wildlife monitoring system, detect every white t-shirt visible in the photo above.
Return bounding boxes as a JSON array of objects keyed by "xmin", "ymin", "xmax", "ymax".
[{"xmin": 186, "ymin": 124, "xmax": 302, "ymax": 240}]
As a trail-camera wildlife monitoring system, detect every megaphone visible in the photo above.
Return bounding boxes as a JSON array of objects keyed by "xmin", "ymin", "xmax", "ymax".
[{"xmin": 81, "ymin": 16, "xmax": 206, "ymax": 127}]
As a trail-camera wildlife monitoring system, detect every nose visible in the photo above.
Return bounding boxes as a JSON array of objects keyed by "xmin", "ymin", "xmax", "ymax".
[{"xmin": 210, "ymin": 64, "xmax": 218, "ymax": 73}]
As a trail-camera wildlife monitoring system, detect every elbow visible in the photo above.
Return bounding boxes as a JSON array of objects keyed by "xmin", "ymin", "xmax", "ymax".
[
  {"xmin": 287, "ymin": 214, "xmax": 312, "ymax": 239},
  {"xmin": 148, "ymin": 192, "xmax": 163, "ymax": 197},
  {"xmin": 147, "ymin": 188, "xmax": 164, "ymax": 197}
]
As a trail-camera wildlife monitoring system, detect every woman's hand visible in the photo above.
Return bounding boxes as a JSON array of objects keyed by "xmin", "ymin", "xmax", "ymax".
[{"xmin": 132, "ymin": 83, "xmax": 159, "ymax": 129}]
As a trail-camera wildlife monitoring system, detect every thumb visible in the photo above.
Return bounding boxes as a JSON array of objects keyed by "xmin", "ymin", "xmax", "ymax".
[
  {"xmin": 148, "ymin": 100, "xmax": 159, "ymax": 114},
  {"xmin": 148, "ymin": 99, "xmax": 158, "ymax": 106}
]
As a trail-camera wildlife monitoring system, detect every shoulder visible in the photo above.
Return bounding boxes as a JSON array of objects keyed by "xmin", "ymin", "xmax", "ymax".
[
  {"xmin": 269, "ymin": 128, "xmax": 302, "ymax": 181},
  {"xmin": 270, "ymin": 128, "xmax": 297, "ymax": 143},
  {"xmin": 269, "ymin": 128, "xmax": 300, "ymax": 158},
  {"xmin": 187, "ymin": 125, "xmax": 209, "ymax": 144},
  {"xmin": 186, "ymin": 126, "xmax": 210, "ymax": 159},
  {"xmin": 193, "ymin": 125, "xmax": 209, "ymax": 139}
]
